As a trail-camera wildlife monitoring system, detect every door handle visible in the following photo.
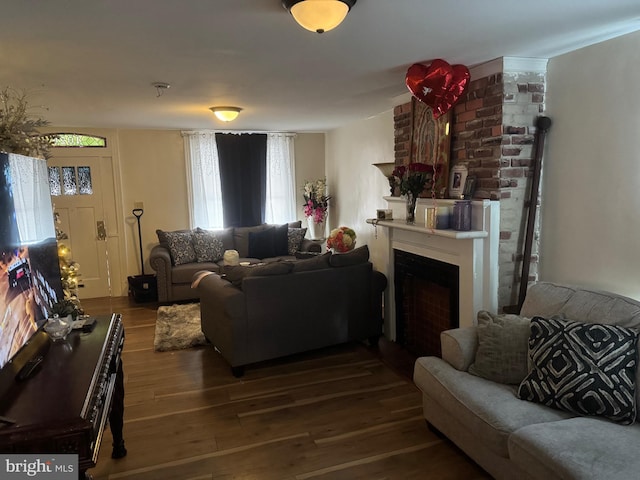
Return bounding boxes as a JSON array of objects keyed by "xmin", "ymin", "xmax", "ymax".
[{"xmin": 97, "ymin": 221, "xmax": 107, "ymax": 241}]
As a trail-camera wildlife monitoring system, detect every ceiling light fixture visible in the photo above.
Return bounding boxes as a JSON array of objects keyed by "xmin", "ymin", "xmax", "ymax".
[
  {"xmin": 282, "ymin": 0, "xmax": 357, "ymax": 34},
  {"xmin": 209, "ymin": 106, "xmax": 242, "ymax": 122}
]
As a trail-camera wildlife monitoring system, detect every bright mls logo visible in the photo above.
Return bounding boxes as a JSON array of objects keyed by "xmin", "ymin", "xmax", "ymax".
[{"xmin": 2, "ymin": 455, "xmax": 78, "ymax": 479}]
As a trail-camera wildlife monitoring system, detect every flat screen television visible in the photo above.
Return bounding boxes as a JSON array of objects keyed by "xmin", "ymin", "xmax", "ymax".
[{"xmin": 0, "ymin": 153, "xmax": 63, "ymax": 387}]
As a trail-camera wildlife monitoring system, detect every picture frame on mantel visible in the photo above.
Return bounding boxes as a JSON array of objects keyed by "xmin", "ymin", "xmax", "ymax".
[
  {"xmin": 410, "ymin": 98, "xmax": 453, "ymax": 197},
  {"xmin": 463, "ymin": 174, "xmax": 477, "ymax": 199},
  {"xmin": 449, "ymin": 164, "xmax": 468, "ymax": 199}
]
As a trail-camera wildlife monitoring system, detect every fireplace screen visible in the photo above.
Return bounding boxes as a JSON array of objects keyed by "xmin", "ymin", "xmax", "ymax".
[{"xmin": 394, "ymin": 249, "xmax": 459, "ymax": 357}]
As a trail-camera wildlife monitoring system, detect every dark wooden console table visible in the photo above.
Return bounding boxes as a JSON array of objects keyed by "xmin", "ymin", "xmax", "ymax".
[{"xmin": 0, "ymin": 313, "xmax": 126, "ymax": 479}]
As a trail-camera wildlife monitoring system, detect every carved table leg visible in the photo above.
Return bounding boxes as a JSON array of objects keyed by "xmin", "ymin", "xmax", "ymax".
[{"xmin": 110, "ymin": 361, "xmax": 127, "ymax": 459}]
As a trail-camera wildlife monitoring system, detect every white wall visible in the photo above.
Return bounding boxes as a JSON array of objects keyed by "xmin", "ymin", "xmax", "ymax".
[
  {"xmin": 325, "ymin": 110, "xmax": 395, "ymax": 274},
  {"xmin": 541, "ymin": 30, "xmax": 640, "ymax": 299},
  {"xmin": 293, "ymin": 133, "xmax": 325, "ymax": 227},
  {"xmin": 117, "ymin": 130, "xmax": 187, "ymax": 286}
]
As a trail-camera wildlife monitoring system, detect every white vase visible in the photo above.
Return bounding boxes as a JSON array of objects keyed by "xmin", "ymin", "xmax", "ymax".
[{"xmin": 307, "ymin": 218, "xmax": 326, "ymax": 240}]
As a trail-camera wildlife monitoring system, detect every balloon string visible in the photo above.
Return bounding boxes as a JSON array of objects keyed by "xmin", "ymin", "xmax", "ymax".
[{"xmin": 429, "ymin": 118, "xmax": 438, "ymax": 233}]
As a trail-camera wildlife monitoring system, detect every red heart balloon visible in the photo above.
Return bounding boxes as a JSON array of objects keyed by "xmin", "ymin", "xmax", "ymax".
[{"xmin": 405, "ymin": 59, "xmax": 470, "ymax": 118}]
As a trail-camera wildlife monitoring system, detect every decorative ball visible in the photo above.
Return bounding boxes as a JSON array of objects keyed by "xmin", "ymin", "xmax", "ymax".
[{"xmin": 223, "ymin": 249, "xmax": 240, "ymax": 266}]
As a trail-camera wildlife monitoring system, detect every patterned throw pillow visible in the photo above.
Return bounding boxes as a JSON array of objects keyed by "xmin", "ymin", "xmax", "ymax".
[
  {"xmin": 517, "ymin": 316, "xmax": 639, "ymax": 425},
  {"xmin": 157, "ymin": 230, "xmax": 196, "ymax": 265},
  {"xmin": 287, "ymin": 228, "xmax": 307, "ymax": 255},
  {"xmin": 468, "ymin": 311, "xmax": 531, "ymax": 385},
  {"xmin": 192, "ymin": 231, "xmax": 225, "ymax": 263}
]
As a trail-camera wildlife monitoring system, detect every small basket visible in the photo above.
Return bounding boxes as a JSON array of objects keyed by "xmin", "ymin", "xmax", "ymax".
[{"xmin": 127, "ymin": 274, "xmax": 157, "ymax": 303}]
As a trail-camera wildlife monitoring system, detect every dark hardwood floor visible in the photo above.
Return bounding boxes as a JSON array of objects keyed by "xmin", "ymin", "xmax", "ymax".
[{"xmin": 82, "ymin": 296, "xmax": 490, "ymax": 480}]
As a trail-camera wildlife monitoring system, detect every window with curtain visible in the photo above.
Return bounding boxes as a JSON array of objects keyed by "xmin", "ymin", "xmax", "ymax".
[{"xmin": 184, "ymin": 131, "xmax": 296, "ymax": 229}]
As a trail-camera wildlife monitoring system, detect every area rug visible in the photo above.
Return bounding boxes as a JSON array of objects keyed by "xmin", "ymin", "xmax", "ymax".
[{"xmin": 154, "ymin": 303, "xmax": 208, "ymax": 352}]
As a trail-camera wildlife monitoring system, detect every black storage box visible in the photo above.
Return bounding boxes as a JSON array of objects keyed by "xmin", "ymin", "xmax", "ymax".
[{"xmin": 127, "ymin": 274, "xmax": 157, "ymax": 303}]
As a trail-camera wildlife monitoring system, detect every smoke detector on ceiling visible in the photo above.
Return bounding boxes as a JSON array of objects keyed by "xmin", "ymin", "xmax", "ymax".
[{"xmin": 152, "ymin": 82, "xmax": 171, "ymax": 97}]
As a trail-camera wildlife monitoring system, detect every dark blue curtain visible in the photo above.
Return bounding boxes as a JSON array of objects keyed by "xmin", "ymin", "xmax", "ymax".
[{"xmin": 215, "ymin": 133, "xmax": 267, "ymax": 227}]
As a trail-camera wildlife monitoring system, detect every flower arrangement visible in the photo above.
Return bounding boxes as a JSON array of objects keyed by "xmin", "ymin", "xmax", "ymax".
[
  {"xmin": 0, "ymin": 87, "xmax": 55, "ymax": 159},
  {"xmin": 303, "ymin": 178, "xmax": 331, "ymax": 224},
  {"xmin": 326, "ymin": 226, "xmax": 356, "ymax": 253},
  {"xmin": 391, "ymin": 162, "xmax": 438, "ymax": 198}
]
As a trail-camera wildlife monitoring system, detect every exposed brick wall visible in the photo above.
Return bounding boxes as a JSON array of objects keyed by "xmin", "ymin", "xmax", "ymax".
[
  {"xmin": 451, "ymin": 74, "xmax": 504, "ymax": 201},
  {"xmin": 392, "ymin": 66, "xmax": 547, "ymax": 311},
  {"xmin": 393, "ymin": 103, "xmax": 412, "ymax": 166},
  {"xmin": 499, "ymin": 71, "xmax": 546, "ymax": 308}
]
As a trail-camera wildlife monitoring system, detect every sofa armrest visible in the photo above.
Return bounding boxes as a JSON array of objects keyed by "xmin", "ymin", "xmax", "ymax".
[
  {"xmin": 440, "ymin": 327, "xmax": 478, "ymax": 372},
  {"xmin": 149, "ymin": 244, "xmax": 172, "ymax": 302},
  {"xmin": 300, "ymin": 238, "xmax": 322, "ymax": 253},
  {"xmin": 197, "ymin": 273, "xmax": 245, "ymax": 319},
  {"xmin": 196, "ymin": 272, "xmax": 248, "ymax": 367}
]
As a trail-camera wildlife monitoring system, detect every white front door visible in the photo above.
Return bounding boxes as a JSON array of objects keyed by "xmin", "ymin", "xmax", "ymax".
[{"xmin": 48, "ymin": 156, "xmax": 112, "ymax": 298}]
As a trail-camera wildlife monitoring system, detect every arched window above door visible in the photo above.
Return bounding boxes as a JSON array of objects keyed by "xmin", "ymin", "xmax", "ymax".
[{"xmin": 50, "ymin": 133, "xmax": 107, "ymax": 148}]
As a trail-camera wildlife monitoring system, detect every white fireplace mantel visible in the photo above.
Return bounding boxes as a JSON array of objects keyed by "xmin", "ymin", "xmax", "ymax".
[{"xmin": 368, "ymin": 197, "xmax": 500, "ymax": 340}]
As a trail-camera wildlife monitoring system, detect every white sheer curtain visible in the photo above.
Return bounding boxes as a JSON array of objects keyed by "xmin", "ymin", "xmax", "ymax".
[
  {"xmin": 183, "ymin": 132, "xmax": 224, "ymax": 230},
  {"xmin": 265, "ymin": 133, "xmax": 296, "ymax": 224},
  {"xmin": 8, "ymin": 153, "xmax": 56, "ymax": 244}
]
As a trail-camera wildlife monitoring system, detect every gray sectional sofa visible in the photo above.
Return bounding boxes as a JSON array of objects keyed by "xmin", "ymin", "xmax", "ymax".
[
  {"xmin": 194, "ymin": 245, "xmax": 387, "ymax": 376},
  {"xmin": 414, "ymin": 282, "xmax": 640, "ymax": 480},
  {"xmin": 149, "ymin": 221, "xmax": 320, "ymax": 302}
]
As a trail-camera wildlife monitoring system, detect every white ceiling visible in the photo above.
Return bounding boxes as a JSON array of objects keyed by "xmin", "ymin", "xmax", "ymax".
[{"xmin": 2, "ymin": 1, "xmax": 639, "ymax": 132}]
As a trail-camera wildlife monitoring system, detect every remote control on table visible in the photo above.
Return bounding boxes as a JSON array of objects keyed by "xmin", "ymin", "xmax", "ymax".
[{"xmin": 16, "ymin": 355, "xmax": 44, "ymax": 381}]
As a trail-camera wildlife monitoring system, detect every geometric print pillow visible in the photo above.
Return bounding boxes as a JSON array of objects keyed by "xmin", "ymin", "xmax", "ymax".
[
  {"xmin": 160, "ymin": 231, "xmax": 197, "ymax": 266},
  {"xmin": 517, "ymin": 316, "xmax": 639, "ymax": 425},
  {"xmin": 192, "ymin": 231, "xmax": 225, "ymax": 263},
  {"xmin": 287, "ymin": 227, "xmax": 307, "ymax": 255}
]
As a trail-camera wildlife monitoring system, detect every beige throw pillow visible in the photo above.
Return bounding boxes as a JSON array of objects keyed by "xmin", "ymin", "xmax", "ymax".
[{"xmin": 468, "ymin": 311, "xmax": 531, "ymax": 385}]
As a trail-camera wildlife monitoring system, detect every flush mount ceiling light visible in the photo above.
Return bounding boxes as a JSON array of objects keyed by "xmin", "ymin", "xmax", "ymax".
[
  {"xmin": 209, "ymin": 106, "xmax": 242, "ymax": 122},
  {"xmin": 282, "ymin": 0, "xmax": 357, "ymax": 34}
]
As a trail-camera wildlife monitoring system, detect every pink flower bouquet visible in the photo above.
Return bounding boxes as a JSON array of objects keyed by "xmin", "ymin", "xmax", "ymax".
[{"xmin": 302, "ymin": 178, "xmax": 331, "ymax": 224}]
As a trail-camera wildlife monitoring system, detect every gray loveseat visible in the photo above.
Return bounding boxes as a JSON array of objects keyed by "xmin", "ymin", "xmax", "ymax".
[
  {"xmin": 149, "ymin": 222, "xmax": 320, "ymax": 303},
  {"xmin": 194, "ymin": 245, "xmax": 387, "ymax": 376},
  {"xmin": 414, "ymin": 281, "xmax": 640, "ymax": 480}
]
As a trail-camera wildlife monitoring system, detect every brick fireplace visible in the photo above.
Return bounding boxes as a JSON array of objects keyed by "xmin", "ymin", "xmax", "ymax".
[
  {"xmin": 393, "ymin": 56, "xmax": 548, "ymax": 312},
  {"xmin": 370, "ymin": 57, "xmax": 547, "ymax": 345}
]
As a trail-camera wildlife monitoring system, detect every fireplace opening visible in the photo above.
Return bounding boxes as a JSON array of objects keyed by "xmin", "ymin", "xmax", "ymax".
[{"xmin": 394, "ymin": 249, "xmax": 459, "ymax": 357}]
